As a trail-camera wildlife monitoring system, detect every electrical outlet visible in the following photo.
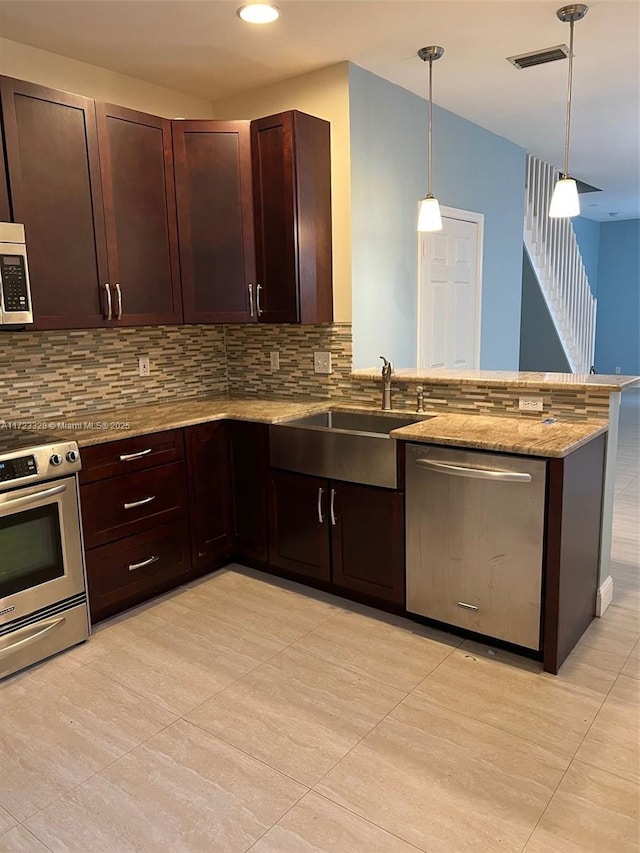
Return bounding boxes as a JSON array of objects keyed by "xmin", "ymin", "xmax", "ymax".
[
  {"xmin": 270, "ymin": 351, "xmax": 280, "ymax": 371},
  {"xmin": 615, "ymin": 366, "xmax": 621, "ymax": 375},
  {"xmin": 518, "ymin": 396, "xmax": 544, "ymax": 412},
  {"xmin": 138, "ymin": 357, "xmax": 150, "ymax": 377},
  {"xmin": 314, "ymin": 352, "xmax": 332, "ymax": 374}
]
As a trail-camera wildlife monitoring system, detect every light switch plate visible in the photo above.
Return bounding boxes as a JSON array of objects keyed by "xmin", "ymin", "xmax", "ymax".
[
  {"xmin": 314, "ymin": 352, "xmax": 332, "ymax": 374},
  {"xmin": 138, "ymin": 357, "xmax": 150, "ymax": 377},
  {"xmin": 518, "ymin": 396, "xmax": 544, "ymax": 412},
  {"xmin": 270, "ymin": 351, "xmax": 280, "ymax": 371}
]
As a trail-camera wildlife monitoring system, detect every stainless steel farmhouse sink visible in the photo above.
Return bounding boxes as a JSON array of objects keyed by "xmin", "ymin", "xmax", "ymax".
[{"xmin": 270, "ymin": 410, "xmax": 433, "ymax": 488}]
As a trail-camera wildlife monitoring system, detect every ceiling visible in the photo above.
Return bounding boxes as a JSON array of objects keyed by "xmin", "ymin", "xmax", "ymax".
[{"xmin": 1, "ymin": 0, "xmax": 638, "ymax": 221}]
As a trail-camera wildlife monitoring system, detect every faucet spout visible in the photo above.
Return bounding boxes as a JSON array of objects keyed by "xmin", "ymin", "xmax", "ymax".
[{"xmin": 379, "ymin": 356, "xmax": 393, "ymax": 411}]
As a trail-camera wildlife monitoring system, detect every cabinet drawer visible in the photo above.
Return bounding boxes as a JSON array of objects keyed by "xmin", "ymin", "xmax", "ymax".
[
  {"xmin": 81, "ymin": 461, "xmax": 187, "ymax": 548},
  {"xmin": 79, "ymin": 429, "xmax": 185, "ymax": 484},
  {"xmin": 85, "ymin": 519, "xmax": 191, "ymax": 622}
]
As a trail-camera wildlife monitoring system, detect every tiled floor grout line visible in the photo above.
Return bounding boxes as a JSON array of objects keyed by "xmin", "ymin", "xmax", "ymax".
[{"xmin": 12, "ymin": 824, "xmax": 55, "ymax": 852}]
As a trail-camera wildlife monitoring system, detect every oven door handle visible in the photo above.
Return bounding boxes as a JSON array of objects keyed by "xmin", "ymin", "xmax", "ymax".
[
  {"xmin": 0, "ymin": 483, "xmax": 67, "ymax": 512},
  {"xmin": 0, "ymin": 615, "xmax": 66, "ymax": 661}
]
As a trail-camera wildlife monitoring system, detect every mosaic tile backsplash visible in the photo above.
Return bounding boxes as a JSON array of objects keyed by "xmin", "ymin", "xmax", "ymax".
[
  {"xmin": 1, "ymin": 320, "xmax": 611, "ymax": 423},
  {"xmin": 0, "ymin": 325, "xmax": 227, "ymax": 421}
]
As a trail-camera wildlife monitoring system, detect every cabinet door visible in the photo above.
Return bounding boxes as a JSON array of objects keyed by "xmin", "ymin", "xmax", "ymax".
[
  {"xmin": 331, "ymin": 482, "xmax": 405, "ymax": 605},
  {"xmin": 251, "ymin": 111, "xmax": 333, "ymax": 324},
  {"xmin": 268, "ymin": 470, "xmax": 330, "ymax": 581},
  {"xmin": 96, "ymin": 103, "xmax": 182, "ymax": 325},
  {"xmin": 186, "ymin": 421, "xmax": 231, "ymax": 572},
  {"xmin": 228, "ymin": 420, "xmax": 268, "ymax": 562},
  {"xmin": 173, "ymin": 120, "xmax": 255, "ymax": 323},
  {"xmin": 0, "ymin": 77, "xmax": 109, "ymax": 329}
]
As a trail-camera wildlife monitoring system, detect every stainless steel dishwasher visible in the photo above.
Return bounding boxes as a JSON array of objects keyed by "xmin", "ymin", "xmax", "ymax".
[{"xmin": 406, "ymin": 444, "xmax": 547, "ymax": 650}]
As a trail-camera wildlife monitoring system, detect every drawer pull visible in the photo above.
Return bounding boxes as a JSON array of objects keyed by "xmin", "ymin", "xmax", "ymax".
[
  {"xmin": 128, "ymin": 555, "xmax": 159, "ymax": 572},
  {"xmin": 457, "ymin": 601, "xmax": 479, "ymax": 612},
  {"xmin": 124, "ymin": 495, "xmax": 156, "ymax": 510},
  {"xmin": 119, "ymin": 448, "xmax": 152, "ymax": 462}
]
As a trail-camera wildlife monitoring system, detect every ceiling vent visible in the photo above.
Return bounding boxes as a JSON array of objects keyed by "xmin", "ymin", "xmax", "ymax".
[{"xmin": 507, "ymin": 44, "xmax": 569, "ymax": 69}]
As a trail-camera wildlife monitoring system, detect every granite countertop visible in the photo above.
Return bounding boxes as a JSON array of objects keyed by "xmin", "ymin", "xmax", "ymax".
[
  {"xmin": 49, "ymin": 396, "xmax": 332, "ymax": 447},
  {"xmin": 43, "ymin": 394, "xmax": 608, "ymax": 458},
  {"xmin": 390, "ymin": 413, "xmax": 607, "ymax": 458},
  {"xmin": 352, "ymin": 367, "xmax": 640, "ymax": 392}
]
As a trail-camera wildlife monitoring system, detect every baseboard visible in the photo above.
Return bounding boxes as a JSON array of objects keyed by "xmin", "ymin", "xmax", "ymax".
[{"xmin": 596, "ymin": 575, "xmax": 614, "ymax": 616}]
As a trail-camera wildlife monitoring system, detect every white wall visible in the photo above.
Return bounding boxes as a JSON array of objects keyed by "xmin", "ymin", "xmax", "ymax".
[
  {"xmin": 211, "ymin": 63, "xmax": 352, "ymax": 323},
  {"xmin": 0, "ymin": 37, "xmax": 213, "ymax": 117}
]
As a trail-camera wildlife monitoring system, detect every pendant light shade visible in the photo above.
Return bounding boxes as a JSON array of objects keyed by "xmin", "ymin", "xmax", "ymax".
[
  {"xmin": 418, "ymin": 197, "xmax": 443, "ymax": 231},
  {"xmin": 549, "ymin": 177, "xmax": 580, "ymax": 217},
  {"xmin": 417, "ymin": 45, "xmax": 444, "ymax": 232},
  {"xmin": 549, "ymin": 4, "xmax": 588, "ymax": 219}
]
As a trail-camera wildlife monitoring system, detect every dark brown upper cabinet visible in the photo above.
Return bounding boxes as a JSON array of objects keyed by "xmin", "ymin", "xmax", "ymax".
[
  {"xmin": 251, "ymin": 110, "xmax": 333, "ymax": 324},
  {"xmin": 0, "ymin": 117, "xmax": 10, "ymax": 222},
  {"xmin": 173, "ymin": 120, "xmax": 256, "ymax": 324},
  {"xmin": 0, "ymin": 77, "xmax": 110, "ymax": 329},
  {"xmin": 96, "ymin": 103, "xmax": 183, "ymax": 325}
]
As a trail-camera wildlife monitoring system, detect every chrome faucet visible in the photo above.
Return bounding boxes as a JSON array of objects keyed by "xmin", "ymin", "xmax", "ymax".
[
  {"xmin": 416, "ymin": 385, "xmax": 425, "ymax": 413},
  {"xmin": 380, "ymin": 356, "xmax": 393, "ymax": 411}
]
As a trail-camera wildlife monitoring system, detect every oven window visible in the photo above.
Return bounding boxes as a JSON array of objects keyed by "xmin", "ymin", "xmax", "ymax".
[{"xmin": 0, "ymin": 505, "xmax": 65, "ymax": 598}]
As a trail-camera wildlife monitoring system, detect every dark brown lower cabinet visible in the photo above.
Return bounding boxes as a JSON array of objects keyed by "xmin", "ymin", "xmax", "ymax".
[
  {"xmin": 268, "ymin": 470, "xmax": 331, "ymax": 581},
  {"xmin": 331, "ymin": 481, "xmax": 405, "ymax": 605},
  {"xmin": 228, "ymin": 421, "xmax": 269, "ymax": 562},
  {"xmin": 268, "ymin": 470, "xmax": 405, "ymax": 601},
  {"xmin": 85, "ymin": 519, "xmax": 191, "ymax": 622},
  {"xmin": 186, "ymin": 421, "xmax": 231, "ymax": 574}
]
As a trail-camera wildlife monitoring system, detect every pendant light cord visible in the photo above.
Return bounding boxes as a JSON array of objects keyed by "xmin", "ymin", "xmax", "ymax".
[
  {"xmin": 563, "ymin": 18, "xmax": 575, "ymax": 179},
  {"xmin": 428, "ymin": 58, "xmax": 434, "ymax": 196}
]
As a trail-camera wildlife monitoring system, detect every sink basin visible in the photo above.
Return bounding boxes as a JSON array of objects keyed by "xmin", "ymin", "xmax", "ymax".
[
  {"xmin": 283, "ymin": 410, "xmax": 426, "ymax": 435},
  {"xmin": 270, "ymin": 409, "xmax": 432, "ymax": 488}
]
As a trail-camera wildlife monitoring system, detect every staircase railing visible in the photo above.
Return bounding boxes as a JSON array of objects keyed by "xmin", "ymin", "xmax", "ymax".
[{"xmin": 524, "ymin": 153, "xmax": 597, "ymax": 373}]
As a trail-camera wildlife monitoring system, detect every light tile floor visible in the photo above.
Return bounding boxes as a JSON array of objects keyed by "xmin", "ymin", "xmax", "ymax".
[{"xmin": 1, "ymin": 395, "xmax": 638, "ymax": 852}]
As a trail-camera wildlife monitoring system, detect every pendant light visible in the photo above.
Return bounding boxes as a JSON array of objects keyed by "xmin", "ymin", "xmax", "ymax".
[
  {"xmin": 417, "ymin": 46, "xmax": 444, "ymax": 231},
  {"xmin": 549, "ymin": 4, "xmax": 588, "ymax": 218}
]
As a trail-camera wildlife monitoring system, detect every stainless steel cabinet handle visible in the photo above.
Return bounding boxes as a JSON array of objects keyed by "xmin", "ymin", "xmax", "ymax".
[
  {"xmin": 0, "ymin": 616, "xmax": 66, "ymax": 661},
  {"xmin": 248, "ymin": 283, "xmax": 255, "ymax": 318},
  {"xmin": 0, "ymin": 483, "xmax": 66, "ymax": 512},
  {"xmin": 123, "ymin": 495, "xmax": 156, "ymax": 510},
  {"xmin": 128, "ymin": 555, "xmax": 159, "ymax": 572},
  {"xmin": 457, "ymin": 601, "xmax": 479, "ymax": 612},
  {"xmin": 114, "ymin": 282, "xmax": 123, "ymax": 319},
  {"xmin": 415, "ymin": 459, "xmax": 532, "ymax": 483},
  {"xmin": 317, "ymin": 487, "xmax": 324, "ymax": 523},
  {"xmin": 103, "ymin": 282, "xmax": 112, "ymax": 320},
  {"xmin": 256, "ymin": 283, "xmax": 263, "ymax": 317},
  {"xmin": 330, "ymin": 488, "xmax": 337, "ymax": 526},
  {"xmin": 119, "ymin": 448, "xmax": 152, "ymax": 462}
]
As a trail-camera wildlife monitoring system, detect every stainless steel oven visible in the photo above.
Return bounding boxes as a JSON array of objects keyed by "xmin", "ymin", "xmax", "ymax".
[{"xmin": 0, "ymin": 431, "xmax": 89, "ymax": 679}]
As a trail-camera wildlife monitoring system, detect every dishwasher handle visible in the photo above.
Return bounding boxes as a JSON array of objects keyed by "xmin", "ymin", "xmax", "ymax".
[{"xmin": 415, "ymin": 458, "xmax": 532, "ymax": 483}]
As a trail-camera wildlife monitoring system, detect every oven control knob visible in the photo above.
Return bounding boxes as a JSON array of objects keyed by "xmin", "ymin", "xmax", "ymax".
[
  {"xmin": 49, "ymin": 453, "xmax": 63, "ymax": 466},
  {"xmin": 66, "ymin": 450, "xmax": 79, "ymax": 463}
]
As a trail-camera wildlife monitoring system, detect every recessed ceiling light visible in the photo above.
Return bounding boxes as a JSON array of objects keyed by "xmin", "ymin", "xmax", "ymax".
[{"xmin": 237, "ymin": 3, "xmax": 280, "ymax": 24}]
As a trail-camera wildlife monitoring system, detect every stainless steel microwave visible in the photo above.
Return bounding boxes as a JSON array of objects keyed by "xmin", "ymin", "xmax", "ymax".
[{"xmin": 0, "ymin": 223, "xmax": 32, "ymax": 326}]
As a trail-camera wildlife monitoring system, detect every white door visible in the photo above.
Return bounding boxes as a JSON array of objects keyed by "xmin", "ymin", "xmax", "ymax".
[{"xmin": 418, "ymin": 210, "xmax": 483, "ymax": 369}]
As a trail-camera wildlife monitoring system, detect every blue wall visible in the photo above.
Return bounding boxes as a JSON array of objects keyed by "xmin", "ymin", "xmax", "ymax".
[
  {"xmin": 595, "ymin": 219, "xmax": 640, "ymax": 375},
  {"xmin": 520, "ymin": 248, "xmax": 571, "ymax": 372},
  {"xmin": 572, "ymin": 216, "xmax": 600, "ymax": 295},
  {"xmin": 349, "ymin": 63, "xmax": 527, "ymax": 369}
]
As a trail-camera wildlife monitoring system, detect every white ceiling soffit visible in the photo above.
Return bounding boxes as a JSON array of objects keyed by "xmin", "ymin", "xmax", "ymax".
[{"xmin": 0, "ymin": 0, "xmax": 638, "ymax": 221}]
